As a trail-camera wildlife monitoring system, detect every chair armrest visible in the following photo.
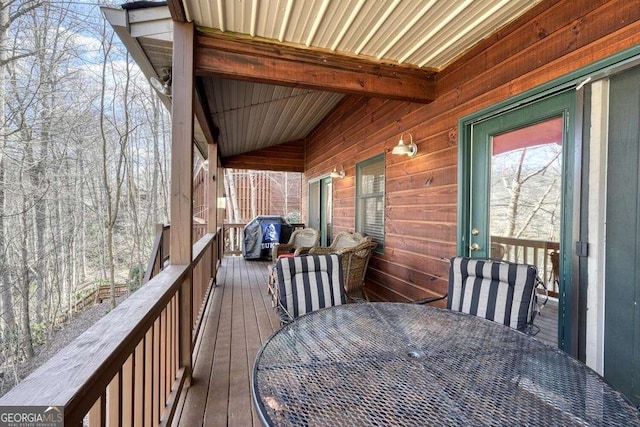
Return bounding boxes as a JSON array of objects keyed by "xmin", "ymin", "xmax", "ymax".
[
  {"xmin": 272, "ymin": 242, "xmax": 296, "ymax": 261},
  {"xmin": 412, "ymin": 294, "xmax": 447, "ymax": 305},
  {"xmin": 308, "ymin": 246, "xmax": 334, "ymax": 255},
  {"xmin": 293, "ymin": 246, "xmax": 314, "ymax": 256}
]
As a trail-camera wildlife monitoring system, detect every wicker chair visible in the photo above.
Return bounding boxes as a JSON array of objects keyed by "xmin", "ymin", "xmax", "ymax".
[
  {"xmin": 271, "ymin": 228, "xmax": 320, "ymax": 262},
  {"xmin": 340, "ymin": 240, "xmax": 377, "ymax": 301},
  {"xmin": 310, "ymin": 232, "xmax": 376, "ymax": 301},
  {"xmin": 309, "ymin": 231, "xmax": 371, "ymax": 255}
]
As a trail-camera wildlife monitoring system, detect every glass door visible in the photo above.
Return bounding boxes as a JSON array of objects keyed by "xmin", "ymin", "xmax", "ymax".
[
  {"xmin": 308, "ymin": 176, "xmax": 332, "ymax": 246},
  {"xmin": 464, "ymin": 91, "xmax": 576, "ymax": 351}
]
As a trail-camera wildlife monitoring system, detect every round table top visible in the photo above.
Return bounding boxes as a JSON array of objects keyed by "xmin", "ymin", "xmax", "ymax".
[{"xmin": 252, "ymin": 302, "xmax": 640, "ymax": 426}]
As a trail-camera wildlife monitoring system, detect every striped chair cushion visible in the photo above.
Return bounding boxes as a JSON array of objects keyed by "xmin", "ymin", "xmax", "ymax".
[
  {"xmin": 448, "ymin": 257, "xmax": 537, "ymax": 331},
  {"xmin": 276, "ymin": 254, "xmax": 346, "ymax": 321}
]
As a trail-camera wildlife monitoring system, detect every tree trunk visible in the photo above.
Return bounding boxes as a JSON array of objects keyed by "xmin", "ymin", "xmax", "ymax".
[
  {"xmin": 0, "ymin": 2, "xmax": 16, "ymax": 338},
  {"xmin": 20, "ymin": 194, "xmax": 34, "ymax": 359},
  {"xmin": 505, "ymin": 149, "xmax": 526, "ymax": 237}
]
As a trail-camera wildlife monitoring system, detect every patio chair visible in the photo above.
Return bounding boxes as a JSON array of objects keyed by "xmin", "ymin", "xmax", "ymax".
[
  {"xmin": 271, "ymin": 228, "xmax": 320, "ymax": 262},
  {"xmin": 274, "ymin": 254, "xmax": 346, "ymax": 323},
  {"xmin": 309, "ymin": 232, "xmax": 375, "ymax": 301},
  {"xmin": 338, "ymin": 240, "xmax": 377, "ymax": 302},
  {"xmin": 417, "ymin": 256, "xmax": 545, "ymax": 334},
  {"xmin": 309, "ymin": 231, "xmax": 371, "ymax": 255}
]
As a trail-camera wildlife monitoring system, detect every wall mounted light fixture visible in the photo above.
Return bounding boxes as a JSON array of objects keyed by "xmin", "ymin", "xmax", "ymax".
[
  {"xmin": 149, "ymin": 68, "xmax": 172, "ymax": 97},
  {"xmin": 330, "ymin": 165, "xmax": 345, "ymax": 179},
  {"xmin": 392, "ymin": 133, "xmax": 418, "ymax": 157}
]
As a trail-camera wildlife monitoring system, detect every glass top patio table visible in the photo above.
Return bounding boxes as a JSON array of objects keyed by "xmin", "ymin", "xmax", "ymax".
[{"xmin": 252, "ymin": 302, "xmax": 640, "ymax": 426}]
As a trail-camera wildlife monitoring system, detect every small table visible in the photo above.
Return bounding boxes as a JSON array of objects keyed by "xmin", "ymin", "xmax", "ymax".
[{"xmin": 252, "ymin": 303, "xmax": 640, "ymax": 426}]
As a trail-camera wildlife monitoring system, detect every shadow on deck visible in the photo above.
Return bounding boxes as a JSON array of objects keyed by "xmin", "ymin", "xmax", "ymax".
[{"xmin": 173, "ymin": 256, "xmax": 559, "ymax": 426}]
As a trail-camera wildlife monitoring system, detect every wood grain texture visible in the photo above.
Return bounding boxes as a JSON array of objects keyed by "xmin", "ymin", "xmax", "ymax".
[
  {"xmin": 0, "ymin": 266, "xmax": 188, "ymax": 425},
  {"xmin": 176, "ymin": 257, "xmax": 279, "ymax": 427},
  {"xmin": 301, "ymin": 0, "xmax": 640, "ymax": 303},
  {"xmin": 195, "ymin": 33, "xmax": 435, "ymax": 103},
  {"xmin": 170, "ymin": 21, "xmax": 195, "ymax": 265},
  {"xmin": 222, "ymin": 139, "xmax": 305, "ymax": 172},
  {"xmin": 166, "ymin": 0, "xmax": 186, "ymax": 22}
]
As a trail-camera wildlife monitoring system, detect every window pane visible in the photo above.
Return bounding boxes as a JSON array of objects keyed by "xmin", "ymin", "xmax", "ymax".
[
  {"xmin": 356, "ymin": 154, "xmax": 384, "ymax": 250},
  {"xmin": 360, "ymin": 160, "xmax": 385, "ymax": 195},
  {"xmin": 362, "ymin": 197, "xmax": 384, "ymax": 242}
]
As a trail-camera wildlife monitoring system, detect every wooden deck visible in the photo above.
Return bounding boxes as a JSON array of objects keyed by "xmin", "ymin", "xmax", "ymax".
[
  {"xmin": 173, "ymin": 256, "xmax": 560, "ymax": 426},
  {"xmin": 174, "ymin": 256, "xmax": 279, "ymax": 427},
  {"xmin": 534, "ymin": 297, "xmax": 559, "ymax": 347}
]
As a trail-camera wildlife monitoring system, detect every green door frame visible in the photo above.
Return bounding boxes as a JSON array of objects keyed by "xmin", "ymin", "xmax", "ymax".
[
  {"xmin": 458, "ymin": 44, "xmax": 640, "ymax": 358},
  {"xmin": 308, "ymin": 175, "xmax": 332, "ymax": 246},
  {"xmin": 462, "ymin": 90, "xmax": 576, "ymax": 353},
  {"xmin": 468, "ymin": 92, "xmax": 574, "ymax": 258}
]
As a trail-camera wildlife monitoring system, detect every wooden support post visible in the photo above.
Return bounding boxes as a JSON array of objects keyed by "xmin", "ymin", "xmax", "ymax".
[
  {"xmin": 171, "ymin": 20, "xmax": 194, "ymax": 381},
  {"xmin": 207, "ymin": 143, "xmax": 218, "ymax": 278},
  {"xmin": 207, "ymin": 143, "xmax": 218, "ymax": 234}
]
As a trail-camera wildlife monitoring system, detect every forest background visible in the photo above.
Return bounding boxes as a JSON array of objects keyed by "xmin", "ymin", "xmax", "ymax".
[{"xmin": 0, "ymin": 0, "xmax": 302, "ymax": 394}]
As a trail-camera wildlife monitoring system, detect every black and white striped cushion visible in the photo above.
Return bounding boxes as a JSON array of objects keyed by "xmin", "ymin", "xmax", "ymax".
[
  {"xmin": 276, "ymin": 254, "xmax": 346, "ymax": 320},
  {"xmin": 448, "ymin": 257, "xmax": 537, "ymax": 331}
]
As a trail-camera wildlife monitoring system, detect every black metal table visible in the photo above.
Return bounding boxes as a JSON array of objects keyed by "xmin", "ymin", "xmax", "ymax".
[{"xmin": 252, "ymin": 302, "xmax": 640, "ymax": 426}]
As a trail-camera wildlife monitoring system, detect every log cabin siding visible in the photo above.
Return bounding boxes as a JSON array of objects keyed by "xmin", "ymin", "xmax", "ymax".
[
  {"xmin": 222, "ymin": 139, "xmax": 305, "ymax": 172},
  {"xmin": 302, "ymin": 0, "xmax": 640, "ymax": 302}
]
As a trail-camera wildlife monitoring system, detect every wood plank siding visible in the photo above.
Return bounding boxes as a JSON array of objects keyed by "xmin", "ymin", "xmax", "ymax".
[
  {"xmin": 302, "ymin": 0, "xmax": 640, "ymax": 303},
  {"xmin": 223, "ymin": 139, "xmax": 305, "ymax": 172}
]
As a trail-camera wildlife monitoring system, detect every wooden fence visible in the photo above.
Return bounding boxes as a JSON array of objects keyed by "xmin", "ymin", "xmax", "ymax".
[{"xmin": 0, "ymin": 230, "xmax": 221, "ymax": 426}]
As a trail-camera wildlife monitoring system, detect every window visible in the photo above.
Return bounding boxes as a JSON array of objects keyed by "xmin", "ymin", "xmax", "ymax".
[{"xmin": 356, "ymin": 154, "xmax": 385, "ymax": 251}]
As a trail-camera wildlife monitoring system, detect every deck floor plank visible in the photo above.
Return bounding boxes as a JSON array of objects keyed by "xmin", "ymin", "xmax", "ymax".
[
  {"xmin": 202, "ymin": 258, "xmax": 234, "ymax": 426},
  {"xmin": 227, "ymin": 257, "xmax": 255, "ymax": 426},
  {"xmin": 177, "ymin": 266, "xmax": 224, "ymax": 427}
]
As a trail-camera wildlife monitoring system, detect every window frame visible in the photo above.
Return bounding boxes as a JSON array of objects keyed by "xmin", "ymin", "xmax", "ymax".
[{"xmin": 355, "ymin": 153, "xmax": 385, "ymax": 252}]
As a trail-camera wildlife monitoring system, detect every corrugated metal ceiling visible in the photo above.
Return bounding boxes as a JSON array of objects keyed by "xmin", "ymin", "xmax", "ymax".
[
  {"xmin": 106, "ymin": 1, "xmax": 543, "ymax": 163},
  {"xmin": 185, "ymin": 0, "xmax": 541, "ymax": 70},
  {"xmin": 204, "ymin": 78, "xmax": 344, "ymax": 157}
]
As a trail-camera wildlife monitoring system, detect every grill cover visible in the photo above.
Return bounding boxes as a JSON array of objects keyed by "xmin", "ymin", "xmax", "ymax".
[{"xmin": 243, "ymin": 216, "xmax": 292, "ymax": 259}]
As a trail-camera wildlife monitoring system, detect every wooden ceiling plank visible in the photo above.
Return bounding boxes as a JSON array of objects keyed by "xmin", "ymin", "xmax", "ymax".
[{"xmin": 194, "ymin": 33, "xmax": 435, "ymax": 103}]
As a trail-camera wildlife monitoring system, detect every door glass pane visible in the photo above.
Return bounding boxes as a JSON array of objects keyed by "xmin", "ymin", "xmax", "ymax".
[
  {"xmin": 489, "ymin": 117, "xmax": 563, "ymax": 294},
  {"xmin": 323, "ymin": 180, "xmax": 333, "ymax": 245},
  {"xmin": 309, "ymin": 181, "xmax": 320, "ymax": 231}
]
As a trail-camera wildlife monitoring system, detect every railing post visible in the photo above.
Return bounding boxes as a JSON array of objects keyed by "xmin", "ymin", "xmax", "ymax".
[{"xmin": 171, "ymin": 20, "xmax": 195, "ymax": 381}]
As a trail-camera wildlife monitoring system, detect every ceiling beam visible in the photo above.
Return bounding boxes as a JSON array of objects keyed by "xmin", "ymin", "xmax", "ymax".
[
  {"xmin": 194, "ymin": 77, "xmax": 219, "ymax": 145},
  {"xmin": 195, "ymin": 33, "xmax": 436, "ymax": 104},
  {"xmin": 167, "ymin": 0, "xmax": 187, "ymax": 22}
]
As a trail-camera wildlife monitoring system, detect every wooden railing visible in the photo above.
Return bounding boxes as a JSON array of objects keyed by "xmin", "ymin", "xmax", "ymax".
[
  {"xmin": 0, "ymin": 231, "xmax": 220, "ymax": 426},
  {"xmin": 144, "ymin": 224, "xmax": 171, "ymax": 284},
  {"xmin": 491, "ymin": 236, "xmax": 560, "ymax": 297},
  {"xmin": 223, "ymin": 223, "xmax": 245, "ymax": 255},
  {"xmin": 144, "ymin": 223, "xmax": 213, "ymax": 284}
]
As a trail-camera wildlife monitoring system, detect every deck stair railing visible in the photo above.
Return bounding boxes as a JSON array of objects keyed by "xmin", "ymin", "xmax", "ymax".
[
  {"xmin": 144, "ymin": 222, "xmax": 211, "ymax": 284},
  {"xmin": 0, "ymin": 229, "xmax": 221, "ymax": 426}
]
